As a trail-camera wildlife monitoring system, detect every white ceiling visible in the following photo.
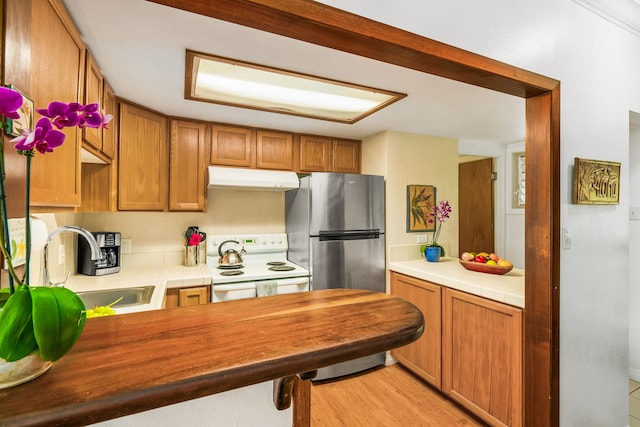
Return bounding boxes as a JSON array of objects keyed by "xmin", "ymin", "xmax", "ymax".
[{"xmin": 61, "ymin": 0, "xmax": 525, "ymax": 145}]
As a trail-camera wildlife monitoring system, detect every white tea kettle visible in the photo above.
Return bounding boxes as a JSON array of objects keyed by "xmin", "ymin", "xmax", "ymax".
[{"xmin": 217, "ymin": 240, "xmax": 246, "ymax": 266}]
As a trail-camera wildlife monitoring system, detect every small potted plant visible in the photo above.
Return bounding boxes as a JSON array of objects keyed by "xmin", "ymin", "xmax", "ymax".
[
  {"xmin": 0, "ymin": 86, "xmax": 111, "ymax": 388},
  {"xmin": 425, "ymin": 199, "xmax": 452, "ymax": 262}
]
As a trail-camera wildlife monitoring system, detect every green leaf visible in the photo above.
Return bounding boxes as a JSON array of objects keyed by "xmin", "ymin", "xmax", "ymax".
[
  {"xmin": 0, "ymin": 288, "xmax": 11, "ymax": 309},
  {"xmin": 31, "ymin": 286, "xmax": 87, "ymax": 362},
  {"xmin": 0, "ymin": 286, "xmax": 37, "ymax": 362}
]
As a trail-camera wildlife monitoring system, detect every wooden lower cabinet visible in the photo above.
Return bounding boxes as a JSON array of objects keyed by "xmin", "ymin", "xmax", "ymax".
[
  {"xmin": 165, "ymin": 286, "xmax": 211, "ymax": 309},
  {"xmin": 442, "ymin": 288, "xmax": 522, "ymax": 427},
  {"xmin": 390, "ymin": 273, "xmax": 441, "ymax": 388},
  {"xmin": 390, "ymin": 272, "xmax": 522, "ymax": 427}
]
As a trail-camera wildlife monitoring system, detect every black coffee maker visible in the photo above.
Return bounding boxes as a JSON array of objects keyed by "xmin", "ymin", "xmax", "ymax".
[{"xmin": 77, "ymin": 231, "xmax": 121, "ymax": 276}]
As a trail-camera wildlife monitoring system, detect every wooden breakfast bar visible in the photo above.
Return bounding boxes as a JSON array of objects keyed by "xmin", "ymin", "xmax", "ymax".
[{"xmin": 0, "ymin": 289, "xmax": 424, "ymax": 427}]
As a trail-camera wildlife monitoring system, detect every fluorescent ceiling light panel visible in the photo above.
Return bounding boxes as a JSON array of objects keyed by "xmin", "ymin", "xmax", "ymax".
[{"xmin": 185, "ymin": 50, "xmax": 406, "ymax": 123}]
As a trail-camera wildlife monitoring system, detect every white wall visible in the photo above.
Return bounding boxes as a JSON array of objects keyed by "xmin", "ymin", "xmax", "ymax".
[
  {"xmin": 629, "ymin": 117, "xmax": 640, "ymax": 380},
  {"xmin": 317, "ymin": 0, "xmax": 640, "ymax": 425}
]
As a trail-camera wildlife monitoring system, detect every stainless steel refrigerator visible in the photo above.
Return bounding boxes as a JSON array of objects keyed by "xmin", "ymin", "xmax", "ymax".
[{"xmin": 285, "ymin": 172, "xmax": 385, "ymax": 381}]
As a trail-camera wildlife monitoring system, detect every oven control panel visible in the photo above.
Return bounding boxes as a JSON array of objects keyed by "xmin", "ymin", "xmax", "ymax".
[{"xmin": 207, "ymin": 233, "xmax": 288, "ymax": 255}]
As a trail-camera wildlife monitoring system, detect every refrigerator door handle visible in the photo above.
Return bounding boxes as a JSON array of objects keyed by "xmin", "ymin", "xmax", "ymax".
[{"xmin": 318, "ymin": 229, "xmax": 381, "ymax": 241}]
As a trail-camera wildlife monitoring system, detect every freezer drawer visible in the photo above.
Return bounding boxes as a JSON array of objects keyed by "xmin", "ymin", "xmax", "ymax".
[{"xmin": 310, "ymin": 235, "xmax": 385, "ymax": 292}]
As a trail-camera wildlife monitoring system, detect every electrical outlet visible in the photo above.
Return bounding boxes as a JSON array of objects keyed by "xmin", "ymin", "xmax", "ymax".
[
  {"xmin": 58, "ymin": 243, "xmax": 65, "ymax": 265},
  {"xmin": 121, "ymin": 238, "xmax": 132, "ymax": 254},
  {"xmin": 562, "ymin": 227, "xmax": 571, "ymax": 250},
  {"xmin": 416, "ymin": 235, "xmax": 427, "ymax": 243}
]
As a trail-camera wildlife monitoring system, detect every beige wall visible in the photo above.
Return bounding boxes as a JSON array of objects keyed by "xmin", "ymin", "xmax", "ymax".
[
  {"xmin": 78, "ymin": 189, "xmax": 285, "ymax": 255},
  {"xmin": 34, "ymin": 136, "xmax": 457, "ymax": 281},
  {"xmin": 362, "ymin": 130, "xmax": 459, "ymax": 257}
]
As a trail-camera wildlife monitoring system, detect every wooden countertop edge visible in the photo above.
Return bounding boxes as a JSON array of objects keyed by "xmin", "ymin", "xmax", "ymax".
[{"xmin": 0, "ymin": 289, "xmax": 424, "ymax": 427}]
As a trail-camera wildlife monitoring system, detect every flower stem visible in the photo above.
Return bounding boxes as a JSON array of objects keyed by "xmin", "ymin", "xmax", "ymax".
[
  {"xmin": 0, "ymin": 139, "xmax": 16, "ymax": 292},
  {"xmin": 24, "ymin": 154, "xmax": 32, "ymax": 284}
]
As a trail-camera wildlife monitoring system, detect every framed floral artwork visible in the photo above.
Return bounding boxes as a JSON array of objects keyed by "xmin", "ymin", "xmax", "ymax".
[
  {"xmin": 5, "ymin": 85, "xmax": 34, "ymax": 137},
  {"xmin": 406, "ymin": 184, "xmax": 436, "ymax": 232}
]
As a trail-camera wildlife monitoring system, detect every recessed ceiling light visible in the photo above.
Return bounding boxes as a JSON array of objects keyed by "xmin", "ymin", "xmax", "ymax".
[{"xmin": 185, "ymin": 50, "xmax": 406, "ymax": 123}]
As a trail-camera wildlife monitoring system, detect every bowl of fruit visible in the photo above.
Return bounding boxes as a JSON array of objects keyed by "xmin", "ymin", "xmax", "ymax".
[{"xmin": 459, "ymin": 251, "xmax": 513, "ymax": 275}]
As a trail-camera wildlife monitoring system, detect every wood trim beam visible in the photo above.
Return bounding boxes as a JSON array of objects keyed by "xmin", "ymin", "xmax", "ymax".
[
  {"xmin": 524, "ymin": 86, "xmax": 561, "ymax": 427},
  {"xmin": 144, "ymin": 1, "xmax": 561, "ymax": 426},
  {"xmin": 147, "ymin": 0, "xmax": 558, "ymax": 98}
]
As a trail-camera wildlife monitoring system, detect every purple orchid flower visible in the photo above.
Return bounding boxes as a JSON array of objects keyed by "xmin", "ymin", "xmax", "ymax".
[
  {"xmin": 0, "ymin": 86, "xmax": 24, "ymax": 119},
  {"xmin": 37, "ymin": 101, "xmax": 80, "ymax": 129},
  {"xmin": 78, "ymin": 103, "xmax": 104, "ymax": 128},
  {"xmin": 100, "ymin": 109, "xmax": 114, "ymax": 129},
  {"xmin": 12, "ymin": 117, "xmax": 66, "ymax": 154}
]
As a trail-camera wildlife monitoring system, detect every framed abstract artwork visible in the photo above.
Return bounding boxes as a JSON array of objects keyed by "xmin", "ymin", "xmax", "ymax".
[{"xmin": 573, "ymin": 157, "xmax": 620, "ymax": 205}]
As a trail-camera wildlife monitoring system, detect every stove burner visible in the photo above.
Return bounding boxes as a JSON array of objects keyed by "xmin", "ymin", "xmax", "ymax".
[
  {"xmin": 266, "ymin": 261, "xmax": 286, "ymax": 266},
  {"xmin": 268, "ymin": 265, "xmax": 296, "ymax": 272},
  {"xmin": 218, "ymin": 264, "xmax": 243, "ymax": 270},
  {"xmin": 220, "ymin": 270, "xmax": 244, "ymax": 276}
]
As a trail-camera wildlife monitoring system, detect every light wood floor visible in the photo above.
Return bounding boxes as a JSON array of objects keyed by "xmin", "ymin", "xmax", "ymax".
[{"xmin": 310, "ymin": 364, "xmax": 487, "ymax": 427}]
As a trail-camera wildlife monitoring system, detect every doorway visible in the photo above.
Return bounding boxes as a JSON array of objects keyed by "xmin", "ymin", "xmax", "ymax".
[
  {"xmin": 150, "ymin": 3, "xmax": 561, "ymax": 425},
  {"xmin": 458, "ymin": 157, "xmax": 494, "ymax": 256}
]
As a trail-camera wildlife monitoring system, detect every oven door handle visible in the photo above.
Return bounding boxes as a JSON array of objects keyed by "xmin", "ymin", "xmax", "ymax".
[
  {"xmin": 275, "ymin": 277, "xmax": 310, "ymax": 286},
  {"xmin": 212, "ymin": 283, "xmax": 256, "ymax": 291}
]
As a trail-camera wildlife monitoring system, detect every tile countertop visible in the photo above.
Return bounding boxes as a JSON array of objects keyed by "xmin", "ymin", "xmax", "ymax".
[
  {"xmin": 389, "ymin": 257, "xmax": 524, "ymax": 308},
  {"xmin": 65, "ymin": 264, "xmax": 212, "ymax": 314}
]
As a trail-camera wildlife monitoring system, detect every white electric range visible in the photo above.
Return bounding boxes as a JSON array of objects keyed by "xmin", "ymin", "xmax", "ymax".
[{"xmin": 206, "ymin": 233, "xmax": 310, "ymax": 302}]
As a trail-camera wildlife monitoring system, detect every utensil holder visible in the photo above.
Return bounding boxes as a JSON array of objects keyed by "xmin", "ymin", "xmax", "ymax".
[{"xmin": 185, "ymin": 245, "xmax": 199, "ymax": 267}]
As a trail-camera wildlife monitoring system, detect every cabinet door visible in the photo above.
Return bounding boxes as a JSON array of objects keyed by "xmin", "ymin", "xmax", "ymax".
[
  {"xmin": 390, "ymin": 272, "xmax": 442, "ymax": 388},
  {"xmin": 83, "ymin": 51, "xmax": 103, "ymax": 152},
  {"xmin": 118, "ymin": 103, "xmax": 168, "ymax": 211},
  {"xmin": 29, "ymin": 0, "xmax": 84, "ymax": 207},
  {"xmin": 101, "ymin": 81, "xmax": 117, "ymax": 159},
  {"xmin": 165, "ymin": 286, "xmax": 211, "ymax": 309},
  {"xmin": 332, "ymin": 139, "xmax": 361, "ymax": 173},
  {"xmin": 210, "ymin": 125, "xmax": 254, "ymax": 167},
  {"xmin": 299, "ymin": 135, "xmax": 332, "ymax": 172},
  {"xmin": 169, "ymin": 120, "xmax": 208, "ymax": 211},
  {"xmin": 257, "ymin": 130, "xmax": 293, "ymax": 170},
  {"xmin": 442, "ymin": 288, "xmax": 522, "ymax": 427}
]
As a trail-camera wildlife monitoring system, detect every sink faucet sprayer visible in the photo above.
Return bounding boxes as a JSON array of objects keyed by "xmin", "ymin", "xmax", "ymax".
[{"xmin": 43, "ymin": 226, "xmax": 102, "ymax": 287}]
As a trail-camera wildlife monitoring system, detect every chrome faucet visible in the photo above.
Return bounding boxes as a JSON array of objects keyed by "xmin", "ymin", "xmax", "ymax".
[{"xmin": 43, "ymin": 226, "xmax": 102, "ymax": 287}]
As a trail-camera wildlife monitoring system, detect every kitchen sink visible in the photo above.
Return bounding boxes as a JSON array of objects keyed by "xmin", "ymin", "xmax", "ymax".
[{"xmin": 76, "ymin": 286, "xmax": 155, "ymax": 309}]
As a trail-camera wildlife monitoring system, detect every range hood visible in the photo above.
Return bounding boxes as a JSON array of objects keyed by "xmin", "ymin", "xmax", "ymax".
[{"xmin": 208, "ymin": 166, "xmax": 299, "ymax": 191}]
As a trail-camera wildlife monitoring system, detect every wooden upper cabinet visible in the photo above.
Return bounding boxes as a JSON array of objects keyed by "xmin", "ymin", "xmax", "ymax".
[
  {"xmin": 118, "ymin": 103, "xmax": 168, "ymax": 211},
  {"xmin": 442, "ymin": 288, "xmax": 522, "ymax": 427},
  {"xmin": 299, "ymin": 135, "xmax": 332, "ymax": 172},
  {"xmin": 256, "ymin": 130, "xmax": 293, "ymax": 170},
  {"xmin": 332, "ymin": 139, "xmax": 361, "ymax": 173},
  {"xmin": 78, "ymin": 82, "xmax": 118, "ymax": 213},
  {"xmin": 29, "ymin": 0, "xmax": 84, "ymax": 208},
  {"xmin": 169, "ymin": 120, "xmax": 208, "ymax": 211},
  {"xmin": 390, "ymin": 272, "xmax": 442, "ymax": 388},
  {"xmin": 83, "ymin": 51, "xmax": 103, "ymax": 152},
  {"xmin": 210, "ymin": 125, "xmax": 255, "ymax": 167},
  {"xmin": 101, "ymin": 81, "xmax": 117, "ymax": 159}
]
